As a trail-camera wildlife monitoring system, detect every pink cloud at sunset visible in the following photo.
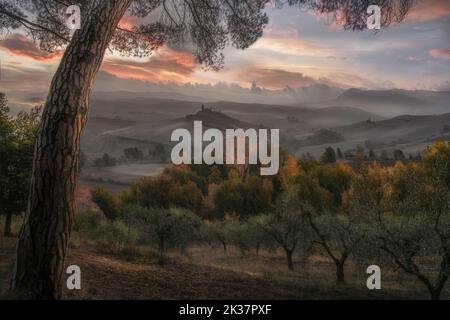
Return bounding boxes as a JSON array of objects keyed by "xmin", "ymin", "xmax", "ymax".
[
  {"xmin": 429, "ymin": 48, "xmax": 450, "ymax": 60},
  {"xmin": 252, "ymin": 28, "xmax": 338, "ymax": 57},
  {"xmin": 101, "ymin": 46, "xmax": 198, "ymax": 83},
  {"xmin": 0, "ymin": 34, "xmax": 62, "ymax": 62},
  {"xmin": 0, "ymin": 0, "xmax": 448, "ymax": 94},
  {"xmin": 237, "ymin": 67, "xmax": 318, "ymax": 89},
  {"xmin": 406, "ymin": 0, "xmax": 450, "ymax": 22}
]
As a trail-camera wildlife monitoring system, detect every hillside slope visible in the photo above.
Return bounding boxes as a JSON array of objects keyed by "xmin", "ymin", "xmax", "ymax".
[
  {"xmin": 335, "ymin": 113, "xmax": 450, "ymax": 143},
  {"xmin": 81, "ymin": 98, "xmax": 383, "ymax": 156},
  {"xmin": 0, "ymin": 238, "xmax": 427, "ymax": 300},
  {"xmin": 314, "ymin": 89, "xmax": 450, "ymax": 117}
]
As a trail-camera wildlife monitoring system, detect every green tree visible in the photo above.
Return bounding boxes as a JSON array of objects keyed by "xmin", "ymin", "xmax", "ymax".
[
  {"xmin": 393, "ymin": 149, "xmax": 405, "ymax": 161},
  {"xmin": 288, "ymin": 164, "xmax": 361, "ymax": 283},
  {"xmin": 226, "ymin": 220, "xmax": 270, "ymax": 256},
  {"xmin": 255, "ymin": 191, "xmax": 312, "ymax": 271},
  {"xmin": 200, "ymin": 219, "xmax": 234, "ymax": 253},
  {"xmin": 133, "ymin": 206, "xmax": 201, "ymax": 264},
  {"xmin": 94, "ymin": 153, "xmax": 117, "ymax": 167},
  {"xmin": 124, "ymin": 147, "xmax": 144, "ymax": 160},
  {"xmin": 91, "ymin": 188, "xmax": 120, "ymax": 222},
  {"xmin": 0, "ymin": 94, "xmax": 39, "ymax": 236},
  {"xmin": 321, "ymin": 146, "xmax": 336, "ymax": 164},
  {"xmin": 353, "ymin": 148, "xmax": 450, "ymax": 300},
  {"xmin": 214, "ymin": 174, "xmax": 274, "ymax": 218},
  {"xmin": 121, "ymin": 170, "xmax": 203, "ymax": 211}
]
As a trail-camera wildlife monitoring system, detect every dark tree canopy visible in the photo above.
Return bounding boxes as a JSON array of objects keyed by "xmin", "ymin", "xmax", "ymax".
[
  {"xmin": 0, "ymin": 0, "xmax": 417, "ymax": 70},
  {"xmin": 0, "ymin": 94, "xmax": 40, "ymax": 236}
]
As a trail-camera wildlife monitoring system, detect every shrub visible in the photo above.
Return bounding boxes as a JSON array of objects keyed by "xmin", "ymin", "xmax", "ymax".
[
  {"xmin": 130, "ymin": 206, "xmax": 201, "ymax": 263},
  {"xmin": 91, "ymin": 188, "xmax": 120, "ymax": 221},
  {"xmin": 200, "ymin": 219, "xmax": 236, "ymax": 253},
  {"xmin": 73, "ymin": 209, "xmax": 138, "ymax": 253},
  {"xmin": 73, "ymin": 209, "xmax": 104, "ymax": 237}
]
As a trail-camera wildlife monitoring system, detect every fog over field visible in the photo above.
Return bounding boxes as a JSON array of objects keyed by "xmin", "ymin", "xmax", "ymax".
[{"xmin": 76, "ymin": 87, "xmax": 450, "ymax": 188}]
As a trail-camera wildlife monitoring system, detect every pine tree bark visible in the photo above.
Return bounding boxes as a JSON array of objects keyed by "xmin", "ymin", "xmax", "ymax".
[{"xmin": 10, "ymin": 0, "xmax": 132, "ymax": 299}]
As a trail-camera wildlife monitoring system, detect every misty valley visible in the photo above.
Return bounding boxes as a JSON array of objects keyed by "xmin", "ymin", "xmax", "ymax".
[{"xmin": 76, "ymin": 88, "xmax": 450, "ymax": 189}]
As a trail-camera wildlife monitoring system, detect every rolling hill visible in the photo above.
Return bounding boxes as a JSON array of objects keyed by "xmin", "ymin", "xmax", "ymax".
[
  {"xmin": 290, "ymin": 113, "xmax": 450, "ymax": 159},
  {"xmin": 334, "ymin": 113, "xmax": 450, "ymax": 144},
  {"xmin": 308, "ymin": 88, "xmax": 450, "ymax": 117},
  {"xmin": 81, "ymin": 98, "xmax": 383, "ymax": 157}
]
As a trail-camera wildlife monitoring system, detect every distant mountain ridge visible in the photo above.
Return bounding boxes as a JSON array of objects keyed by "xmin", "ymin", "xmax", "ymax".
[
  {"xmin": 334, "ymin": 113, "xmax": 450, "ymax": 148},
  {"xmin": 338, "ymin": 88, "xmax": 428, "ymax": 106},
  {"xmin": 316, "ymin": 88, "xmax": 450, "ymax": 117}
]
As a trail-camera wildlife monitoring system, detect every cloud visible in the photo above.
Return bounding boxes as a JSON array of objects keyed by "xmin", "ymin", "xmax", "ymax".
[
  {"xmin": 406, "ymin": 55, "xmax": 423, "ymax": 62},
  {"xmin": 0, "ymin": 62, "xmax": 53, "ymax": 90},
  {"xmin": 101, "ymin": 46, "xmax": 197, "ymax": 83},
  {"xmin": 91, "ymin": 70, "xmax": 345, "ymax": 105},
  {"xmin": 407, "ymin": 0, "xmax": 450, "ymax": 22},
  {"xmin": 320, "ymin": 72, "xmax": 396, "ymax": 90},
  {"xmin": 434, "ymin": 80, "xmax": 450, "ymax": 91},
  {"xmin": 0, "ymin": 34, "xmax": 62, "ymax": 62},
  {"xmin": 118, "ymin": 15, "xmax": 139, "ymax": 30},
  {"xmin": 429, "ymin": 48, "xmax": 450, "ymax": 60},
  {"xmin": 251, "ymin": 28, "xmax": 338, "ymax": 57},
  {"xmin": 325, "ymin": 56, "xmax": 347, "ymax": 60},
  {"xmin": 0, "ymin": 62, "xmax": 55, "ymax": 110},
  {"xmin": 236, "ymin": 66, "xmax": 396, "ymax": 91},
  {"xmin": 238, "ymin": 68, "xmax": 319, "ymax": 89}
]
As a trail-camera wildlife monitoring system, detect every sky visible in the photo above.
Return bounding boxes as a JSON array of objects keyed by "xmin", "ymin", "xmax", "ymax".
[{"xmin": 0, "ymin": 0, "xmax": 449, "ymax": 108}]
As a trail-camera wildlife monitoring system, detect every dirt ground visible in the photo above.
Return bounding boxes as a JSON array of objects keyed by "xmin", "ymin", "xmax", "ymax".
[{"xmin": 0, "ymin": 237, "xmax": 436, "ymax": 300}]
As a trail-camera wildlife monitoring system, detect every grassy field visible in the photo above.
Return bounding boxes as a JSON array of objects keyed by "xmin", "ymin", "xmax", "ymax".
[{"xmin": 1, "ymin": 234, "xmax": 442, "ymax": 300}]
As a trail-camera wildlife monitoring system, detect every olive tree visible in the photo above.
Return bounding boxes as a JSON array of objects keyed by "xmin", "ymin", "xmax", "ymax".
[
  {"xmin": 201, "ymin": 220, "xmax": 231, "ymax": 253},
  {"xmin": 132, "ymin": 206, "xmax": 201, "ymax": 264},
  {"xmin": 353, "ymin": 149, "xmax": 450, "ymax": 300},
  {"xmin": 303, "ymin": 164, "xmax": 363, "ymax": 284},
  {"xmin": 255, "ymin": 191, "xmax": 312, "ymax": 271}
]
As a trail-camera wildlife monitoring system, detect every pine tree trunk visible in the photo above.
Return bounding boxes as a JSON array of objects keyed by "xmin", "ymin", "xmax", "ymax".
[{"xmin": 10, "ymin": 0, "xmax": 132, "ymax": 299}]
